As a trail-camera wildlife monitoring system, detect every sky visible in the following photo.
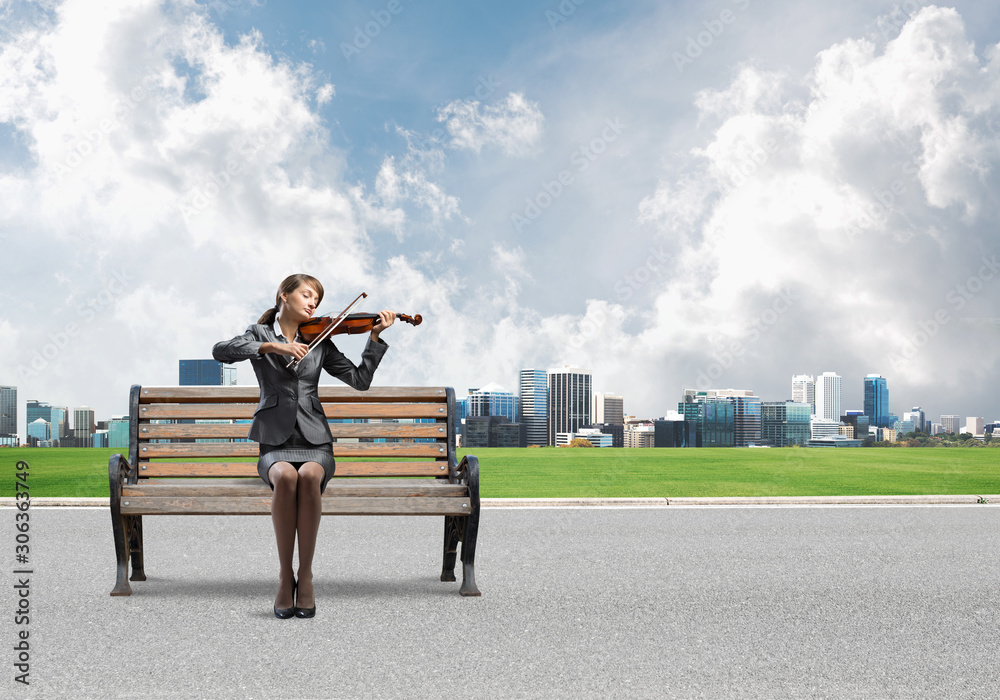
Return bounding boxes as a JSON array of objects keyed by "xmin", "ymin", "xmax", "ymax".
[{"xmin": 2, "ymin": 0, "xmax": 1000, "ymax": 439}]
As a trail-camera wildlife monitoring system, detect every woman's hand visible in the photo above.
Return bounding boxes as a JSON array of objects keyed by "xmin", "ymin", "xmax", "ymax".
[
  {"xmin": 369, "ymin": 310, "xmax": 396, "ymax": 342},
  {"xmin": 259, "ymin": 341, "xmax": 310, "ymax": 360}
]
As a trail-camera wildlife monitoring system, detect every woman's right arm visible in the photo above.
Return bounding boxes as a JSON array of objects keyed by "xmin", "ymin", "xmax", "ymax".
[
  {"xmin": 212, "ymin": 327, "xmax": 265, "ymax": 363},
  {"xmin": 213, "ymin": 327, "xmax": 310, "ymax": 363}
]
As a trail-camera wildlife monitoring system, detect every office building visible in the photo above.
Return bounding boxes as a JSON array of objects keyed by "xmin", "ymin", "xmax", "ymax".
[
  {"xmin": 814, "ymin": 372, "xmax": 842, "ymax": 422},
  {"xmin": 27, "ymin": 418, "xmax": 50, "ymax": 445},
  {"xmin": 179, "ymin": 359, "xmax": 237, "ymax": 386},
  {"xmin": 964, "ymin": 417, "xmax": 985, "ymax": 436},
  {"xmin": 678, "ymin": 392, "xmax": 735, "ymax": 447},
  {"xmin": 74, "ymin": 407, "xmax": 96, "ymax": 447},
  {"xmin": 51, "ymin": 406, "xmax": 69, "ymax": 444},
  {"xmin": 863, "ymin": 375, "xmax": 889, "ymax": 428},
  {"xmin": 625, "ymin": 424, "xmax": 655, "ymax": 448},
  {"xmin": 519, "ymin": 369, "xmax": 548, "ymax": 446},
  {"xmin": 463, "ymin": 415, "xmax": 524, "ymax": 448},
  {"xmin": 807, "ymin": 435, "xmax": 862, "ymax": 447},
  {"xmin": 465, "ymin": 383, "xmax": 518, "ymax": 421},
  {"xmin": 840, "ymin": 412, "xmax": 870, "ymax": 442},
  {"xmin": 810, "ymin": 417, "xmax": 841, "ymax": 440},
  {"xmin": 0, "ymin": 385, "xmax": 16, "ymax": 437},
  {"xmin": 547, "ymin": 366, "xmax": 592, "ymax": 446},
  {"xmin": 585, "ymin": 423, "xmax": 625, "ymax": 448},
  {"xmin": 653, "ymin": 419, "xmax": 695, "ymax": 447},
  {"xmin": 26, "ymin": 400, "xmax": 52, "ymax": 426},
  {"xmin": 904, "ymin": 407, "xmax": 926, "ymax": 433},
  {"xmin": 109, "ymin": 416, "xmax": 129, "ymax": 448},
  {"xmin": 556, "ymin": 428, "xmax": 613, "ymax": 447},
  {"xmin": 592, "ymin": 393, "xmax": 624, "ymax": 426},
  {"xmin": 791, "ymin": 375, "xmax": 815, "ymax": 414},
  {"xmin": 941, "ymin": 415, "xmax": 961, "ymax": 434},
  {"xmin": 894, "ymin": 419, "xmax": 915, "ymax": 435},
  {"xmin": 681, "ymin": 389, "xmax": 756, "ymax": 446},
  {"xmin": 761, "ymin": 401, "xmax": 812, "ymax": 447}
]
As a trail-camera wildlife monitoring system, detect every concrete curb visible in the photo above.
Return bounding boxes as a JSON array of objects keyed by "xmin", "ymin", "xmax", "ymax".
[{"xmin": 2, "ymin": 495, "xmax": 997, "ymax": 508}]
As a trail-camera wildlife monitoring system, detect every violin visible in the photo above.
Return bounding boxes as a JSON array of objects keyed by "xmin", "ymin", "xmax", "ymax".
[
  {"xmin": 298, "ymin": 312, "xmax": 422, "ymax": 342},
  {"xmin": 285, "ymin": 292, "xmax": 422, "ymax": 369}
]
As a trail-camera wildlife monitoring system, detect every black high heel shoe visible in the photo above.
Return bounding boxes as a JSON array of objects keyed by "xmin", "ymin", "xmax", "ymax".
[
  {"xmin": 294, "ymin": 580, "xmax": 315, "ymax": 618},
  {"xmin": 273, "ymin": 578, "xmax": 296, "ymax": 619}
]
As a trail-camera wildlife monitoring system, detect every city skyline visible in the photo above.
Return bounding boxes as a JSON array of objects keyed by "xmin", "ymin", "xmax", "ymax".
[
  {"xmin": 5, "ymin": 361, "xmax": 994, "ymax": 444},
  {"xmin": 2, "ymin": 1, "xmax": 999, "ymax": 432}
]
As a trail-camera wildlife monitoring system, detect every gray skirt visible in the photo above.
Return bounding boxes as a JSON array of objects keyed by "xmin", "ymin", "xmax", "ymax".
[{"xmin": 257, "ymin": 420, "xmax": 336, "ymax": 494}]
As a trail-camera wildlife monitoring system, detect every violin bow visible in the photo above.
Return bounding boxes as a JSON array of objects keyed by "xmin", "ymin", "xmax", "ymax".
[{"xmin": 286, "ymin": 291, "xmax": 367, "ymax": 369}]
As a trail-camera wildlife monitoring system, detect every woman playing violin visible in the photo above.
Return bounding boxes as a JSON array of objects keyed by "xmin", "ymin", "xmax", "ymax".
[{"xmin": 213, "ymin": 273, "xmax": 395, "ymax": 618}]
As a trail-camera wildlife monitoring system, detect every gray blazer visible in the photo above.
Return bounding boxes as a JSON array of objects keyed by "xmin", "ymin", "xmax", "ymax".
[{"xmin": 212, "ymin": 323, "xmax": 388, "ymax": 445}]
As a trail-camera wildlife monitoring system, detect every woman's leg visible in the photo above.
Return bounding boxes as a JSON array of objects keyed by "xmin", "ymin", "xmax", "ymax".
[
  {"xmin": 268, "ymin": 462, "xmax": 299, "ymax": 609},
  {"xmin": 294, "ymin": 461, "xmax": 325, "ymax": 609}
]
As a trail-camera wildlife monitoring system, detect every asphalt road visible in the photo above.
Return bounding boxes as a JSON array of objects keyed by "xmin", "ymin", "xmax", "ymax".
[{"xmin": 3, "ymin": 505, "xmax": 998, "ymax": 699}]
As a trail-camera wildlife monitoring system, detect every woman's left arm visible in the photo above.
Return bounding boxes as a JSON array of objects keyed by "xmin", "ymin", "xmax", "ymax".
[{"xmin": 321, "ymin": 335, "xmax": 388, "ymax": 390}]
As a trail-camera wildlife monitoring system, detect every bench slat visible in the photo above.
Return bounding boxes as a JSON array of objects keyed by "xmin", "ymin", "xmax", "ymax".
[
  {"xmin": 139, "ymin": 403, "xmax": 448, "ymax": 420},
  {"xmin": 137, "ymin": 442, "xmax": 446, "ymax": 459},
  {"xmin": 119, "ymin": 496, "xmax": 471, "ymax": 516},
  {"xmin": 137, "ymin": 422, "xmax": 447, "ymax": 439},
  {"xmin": 136, "ymin": 386, "xmax": 448, "ymax": 403},
  {"xmin": 123, "ymin": 478, "xmax": 466, "ymax": 498},
  {"xmin": 137, "ymin": 461, "xmax": 450, "ymax": 478}
]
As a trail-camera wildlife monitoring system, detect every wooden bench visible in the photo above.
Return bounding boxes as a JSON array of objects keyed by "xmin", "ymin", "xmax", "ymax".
[{"xmin": 108, "ymin": 385, "xmax": 480, "ymax": 597}]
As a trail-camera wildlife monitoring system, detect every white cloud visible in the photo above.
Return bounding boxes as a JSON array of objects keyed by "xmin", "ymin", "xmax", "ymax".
[{"xmin": 437, "ymin": 92, "xmax": 544, "ymax": 157}]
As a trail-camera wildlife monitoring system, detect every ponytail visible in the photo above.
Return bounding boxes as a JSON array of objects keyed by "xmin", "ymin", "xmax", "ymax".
[{"xmin": 257, "ymin": 305, "xmax": 279, "ymax": 325}]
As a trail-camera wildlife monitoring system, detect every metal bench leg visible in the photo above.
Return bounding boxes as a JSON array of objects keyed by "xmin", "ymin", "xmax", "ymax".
[
  {"xmin": 128, "ymin": 515, "xmax": 147, "ymax": 581},
  {"xmin": 440, "ymin": 516, "xmax": 461, "ymax": 582},
  {"xmin": 110, "ymin": 498, "xmax": 132, "ymax": 596},
  {"xmin": 459, "ymin": 509, "xmax": 481, "ymax": 597},
  {"xmin": 109, "ymin": 453, "xmax": 134, "ymax": 596}
]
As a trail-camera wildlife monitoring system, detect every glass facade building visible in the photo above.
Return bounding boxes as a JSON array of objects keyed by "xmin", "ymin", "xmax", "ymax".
[
  {"xmin": 465, "ymin": 383, "xmax": 518, "ymax": 422},
  {"xmin": 519, "ymin": 369, "xmax": 548, "ymax": 446},
  {"xmin": 678, "ymin": 393, "xmax": 735, "ymax": 447},
  {"xmin": 761, "ymin": 401, "xmax": 812, "ymax": 446},
  {"xmin": 863, "ymin": 375, "xmax": 889, "ymax": 428},
  {"xmin": 179, "ymin": 359, "xmax": 236, "ymax": 386}
]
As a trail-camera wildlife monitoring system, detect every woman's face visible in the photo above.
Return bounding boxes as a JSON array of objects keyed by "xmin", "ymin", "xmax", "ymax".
[{"xmin": 280, "ymin": 283, "xmax": 320, "ymax": 321}]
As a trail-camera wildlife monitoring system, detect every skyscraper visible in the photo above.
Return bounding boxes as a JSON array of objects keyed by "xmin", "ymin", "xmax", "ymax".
[
  {"xmin": 547, "ymin": 366, "xmax": 592, "ymax": 446},
  {"xmin": 73, "ymin": 407, "xmax": 96, "ymax": 447},
  {"xmin": 0, "ymin": 386, "xmax": 16, "ymax": 437},
  {"xmin": 519, "ymin": 369, "xmax": 548, "ymax": 446},
  {"xmin": 791, "ymin": 375, "xmax": 815, "ymax": 414},
  {"xmin": 814, "ymin": 372, "xmax": 842, "ymax": 422},
  {"xmin": 761, "ymin": 401, "xmax": 812, "ymax": 446},
  {"xmin": 863, "ymin": 374, "xmax": 889, "ymax": 428}
]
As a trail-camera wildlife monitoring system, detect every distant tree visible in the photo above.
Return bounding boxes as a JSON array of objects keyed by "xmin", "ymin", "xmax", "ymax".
[{"xmin": 567, "ymin": 437, "xmax": 595, "ymax": 448}]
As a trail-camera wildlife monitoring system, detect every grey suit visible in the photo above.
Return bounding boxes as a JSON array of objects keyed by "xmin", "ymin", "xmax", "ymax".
[{"xmin": 212, "ymin": 323, "xmax": 388, "ymax": 445}]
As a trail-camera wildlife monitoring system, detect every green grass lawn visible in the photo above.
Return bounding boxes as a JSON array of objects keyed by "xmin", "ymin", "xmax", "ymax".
[{"xmin": 1, "ymin": 446, "xmax": 998, "ymax": 498}]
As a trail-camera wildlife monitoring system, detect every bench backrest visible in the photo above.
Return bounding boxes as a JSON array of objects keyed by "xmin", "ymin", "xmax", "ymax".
[{"xmin": 126, "ymin": 385, "xmax": 457, "ymax": 480}]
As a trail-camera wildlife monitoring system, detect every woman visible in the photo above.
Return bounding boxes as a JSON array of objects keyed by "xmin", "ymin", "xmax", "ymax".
[{"xmin": 213, "ymin": 273, "xmax": 395, "ymax": 619}]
